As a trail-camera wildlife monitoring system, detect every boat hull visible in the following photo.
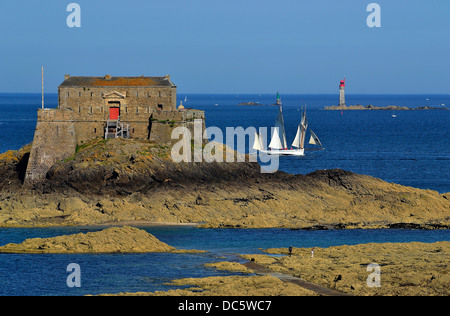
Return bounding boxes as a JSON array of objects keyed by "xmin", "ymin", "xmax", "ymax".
[{"xmin": 258, "ymin": 149, "xmax": 305, "ymax": 156}]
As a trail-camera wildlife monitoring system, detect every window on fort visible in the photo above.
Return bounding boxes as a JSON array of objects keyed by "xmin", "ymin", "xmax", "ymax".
[
  {"xmin": 94, "ymin": 128, "xmax": 97, "ymax": 134},
  {"xmin": 147, "ymin": 92, "xmax": 150, "ymax": 97},
  {"xmin": 91, "ymin": 92, "xmax": 94, "ymax": 98},
  {"xmin": 158, "ymin": 104, "xmax": 163, "ymax": 110},
  {"xmin": 79, "ymin": 92, "xmax": 81, "ymax": 97}
]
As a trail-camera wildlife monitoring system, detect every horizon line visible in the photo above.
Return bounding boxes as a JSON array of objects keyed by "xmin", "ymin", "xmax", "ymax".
[{"xmin": 0, "ymin": 91, "xmax": 449, "ymax": 96}]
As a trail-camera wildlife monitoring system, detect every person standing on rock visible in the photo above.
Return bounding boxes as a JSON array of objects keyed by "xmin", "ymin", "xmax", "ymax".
[
  {"xmin": 311, "ymin": 247, "xmax": 315, "ymax": 258},
  {"xmin": 289, "ymin": 245, "xmax": 293, "ymax": 257}
]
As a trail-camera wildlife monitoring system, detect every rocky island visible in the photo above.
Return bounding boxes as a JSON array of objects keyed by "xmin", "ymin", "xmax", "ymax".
[
  {"xmin": 238, "ymin": 102, "xmax": 262, "ymax": 106},
  {"xmin": 0, "ymin": 226, "xmax": 176, "ymax": 254},
  {"xmin": 325, "ymin": 104, "xmax": 446, "ymax": 111},
  {"xmin": 0, "ymin": 138, "xmax": 448, "ymax": 230}
]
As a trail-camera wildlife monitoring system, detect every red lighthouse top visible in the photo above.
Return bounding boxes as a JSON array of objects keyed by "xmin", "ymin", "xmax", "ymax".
[{"xmin": 340, "ymin": 78, "xmax": 345, "ymax": 87}]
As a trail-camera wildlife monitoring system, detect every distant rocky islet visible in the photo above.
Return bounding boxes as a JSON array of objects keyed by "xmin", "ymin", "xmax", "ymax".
[{"xmin": 324, "ymin": 104, "xmax": 447, "ymax": 110}]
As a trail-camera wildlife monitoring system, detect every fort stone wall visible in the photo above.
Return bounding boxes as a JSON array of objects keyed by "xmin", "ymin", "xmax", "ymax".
[
  {"xmin": 24, "ymin": 109, "xmax": 77, "ymax": 184},
  {"xmin": 58, "ymin": 86, "xmax": 176, "ymax": 113},
  {"xmin": 24, "ymin": 75, "xmax": 205, "ymax": 184}
]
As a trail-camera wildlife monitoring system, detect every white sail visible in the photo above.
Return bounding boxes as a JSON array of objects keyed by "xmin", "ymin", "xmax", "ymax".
[
  {"xmin": 291, "ymin": 124, "xmax": 302, "ymax": 148},
  {"xmin": 269, "ymin": 127, "xmax": 283, "ymax": 149},
  {"xmin": 299, "ymin": 108, "xmax": 308, "ymax": 149},
  {"xmin": 309, "ymin": 129, "xmax": 323, "ymax": 148},
  {"xmin": 253, "ymin": 131, "xmax": 262, "ymax": 150},
  {"xmin": 274, "ymin": 105, "xmax": 287, "ymax": 149},
  {"xmin": 291, "ymin": 106, "xmax": 310, "ymax": 149}
]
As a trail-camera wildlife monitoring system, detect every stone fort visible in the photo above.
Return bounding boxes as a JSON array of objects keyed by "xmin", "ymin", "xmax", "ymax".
[{"xmin": 24, "ymin": 74, "xmax": 204, "ymax": 184}]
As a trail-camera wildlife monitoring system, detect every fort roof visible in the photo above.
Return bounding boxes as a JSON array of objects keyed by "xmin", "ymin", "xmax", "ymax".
[{"xmin": 59, "ymin": 75, "xmax": 175, "ymax": 88}]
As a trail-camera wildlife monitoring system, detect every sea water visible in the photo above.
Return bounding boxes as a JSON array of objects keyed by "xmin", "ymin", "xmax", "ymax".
[
  {"xmin": 189, "ymin": 93, "xmax": 450, "ymax": 193},
  {"xmin": 0, "ymin": 93, "xmax": 449, "ymax": 295}
]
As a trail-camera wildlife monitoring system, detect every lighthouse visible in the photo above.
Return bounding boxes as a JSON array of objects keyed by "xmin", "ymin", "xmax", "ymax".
[{"xmin": 339, "ymin": 78, "xmax": 346, "ymax": 107}]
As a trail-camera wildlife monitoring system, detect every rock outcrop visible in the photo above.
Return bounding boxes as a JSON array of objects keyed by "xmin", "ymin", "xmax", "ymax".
[
  {"xmin": 0, "ymin": 138, "xmax": 448, "ymax": 229},
  {"xmin": 100, "ymin": 275, "xmax": 316, "ymax": 296},
  {"xmin": 243, "ymin": 241, "xmax": 450, "ymax": 296},
  {"xmin": 0, "ymin": 226, "xmax": 175, "ymax": 253}
]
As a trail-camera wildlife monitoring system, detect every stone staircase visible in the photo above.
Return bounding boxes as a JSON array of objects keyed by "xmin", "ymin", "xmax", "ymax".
[{"xmin": 104, "ymin": 117, "xmax": 130, "ymax": 139}]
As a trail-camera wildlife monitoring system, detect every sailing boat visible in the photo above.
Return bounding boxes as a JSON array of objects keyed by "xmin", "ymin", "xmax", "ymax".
[{"xmin": 253, "ymin": 96, "xmax": 324, "ymax": 156}]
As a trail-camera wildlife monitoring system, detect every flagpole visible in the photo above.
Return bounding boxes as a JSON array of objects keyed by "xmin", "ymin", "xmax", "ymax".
[{"xmin": 41, "ymin": 66, "xmax": 44, "ymax": 109}]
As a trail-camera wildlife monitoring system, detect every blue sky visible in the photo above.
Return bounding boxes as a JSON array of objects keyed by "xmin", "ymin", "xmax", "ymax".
[{"xmin": 0, "ymin": 0, "xmax": 449, "ymax": 94}]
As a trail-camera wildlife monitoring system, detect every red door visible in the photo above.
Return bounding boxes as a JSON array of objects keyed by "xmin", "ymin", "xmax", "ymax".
[{"xmin": 109, "ymin": 107, "xmax": 120, "ymax": 120}]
